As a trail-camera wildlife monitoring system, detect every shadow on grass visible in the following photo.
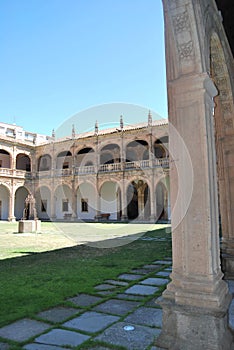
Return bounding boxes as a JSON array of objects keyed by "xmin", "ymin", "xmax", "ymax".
[{"xmin": 0, "ymin": 227, "xmax": 172, "ymax": 327}]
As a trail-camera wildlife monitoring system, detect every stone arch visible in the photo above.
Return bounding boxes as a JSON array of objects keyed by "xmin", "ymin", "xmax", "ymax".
[
  {"xmin": 35, "ymin": 186, "xmax": 51, "ymax": 220},
  {"xmin": 16, "ymin": 153, "xmax": 31, "ymax": 171},
  {"xmin": 0, "ymin": 149, "xmax": 11, "ymax": 169},
  {"xmin": 126, "ymin": 140, "xmax": 149, "ymax": 161},
  {"xmin": 76, "ymin": 147, "xmax": 95, "ymax": 167},
  {"xmin": 38, "ymin": 154, "xmax": 52, "ymax": 171},
  {"xmin": 158, "ymin": 2, "xmax": 234, "ymax": 349},
  {"xmin": 56, "ymin": 151, "xmax": 72, "ymax": 169},
  {"xmin": 99, "ymin": 181, "xmax": 121, "ymax": 220},
  {"xmin": 54, "ymin": 184, "xmax": 72, "ymax": 219},
  {"xmin": 127, "ymin": 179, "xmax": 150, "ymax": 221},
  {"xmin": 14, "ymin": 186, "xmax": 29, "ymax": 220},
  {"xmin": 77, "ymin": 182, "xmax": 97, "ymax": 220},
  {"xmin": 100, "ymin": 144, "xmax": 121, "ymax": 164},
  {"xmin": 0, "ymin": 184, "xmax": 10, "ymax": 220},
  {"xmin": 209, "ymin": 32, "xmax": 234, "ymax": 257}
]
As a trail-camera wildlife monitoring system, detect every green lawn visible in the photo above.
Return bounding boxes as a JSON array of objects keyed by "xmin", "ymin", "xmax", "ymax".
[{"xmin": 0, "ymin": 223, "xmax": 171, "ymax": 328}]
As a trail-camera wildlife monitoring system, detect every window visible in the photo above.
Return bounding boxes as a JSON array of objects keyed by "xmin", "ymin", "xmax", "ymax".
[
  {"xmin": 62, "ymin": 199, "xmax": 69, "ymax": 212},
  {"xmin": 81, "ymin": 198, "xmax": 88, "ymax": 212},
  {"xmin": 41, "ymin": 200, "xmax": 47, "ymax": 212}
]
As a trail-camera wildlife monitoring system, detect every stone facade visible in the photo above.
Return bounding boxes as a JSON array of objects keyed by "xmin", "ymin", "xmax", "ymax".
[{"xmin": 0, "ymin": 118, "xmax": 170, "ymax": 223}]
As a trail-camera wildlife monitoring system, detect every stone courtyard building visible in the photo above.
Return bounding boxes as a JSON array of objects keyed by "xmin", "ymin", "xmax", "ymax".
[{"xmin": 0, "ymin": 116, "xmax": 170, "ymax": 223}]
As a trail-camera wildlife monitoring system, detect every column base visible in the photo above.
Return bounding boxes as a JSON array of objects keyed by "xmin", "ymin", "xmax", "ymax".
[
  {"xmin": 121, "ymin": 215, "xmax": 128, "ymax": 222},
  {"xmin": 156, "ymin": 297, "xmax": 233, "ymax": 350},
  {"xmin": 8, "ymin": 216, "xmax": 16, "ymax": 222}
]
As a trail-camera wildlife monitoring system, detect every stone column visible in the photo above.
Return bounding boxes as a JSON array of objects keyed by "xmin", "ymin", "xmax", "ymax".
[
  {"xmin": 121, "ymin": 179, "xmax": 128, "ymax": 221},
  {"xmin": 156, "ymin": 74, "xmax": 232, "ymax": 350},
  {"xmin": 149, "ymin": 174, "xmax": 156, "ymax": 222},
  {"xmin": 8, "ymin": 187, "xmax": 16, "ymax": 222}
]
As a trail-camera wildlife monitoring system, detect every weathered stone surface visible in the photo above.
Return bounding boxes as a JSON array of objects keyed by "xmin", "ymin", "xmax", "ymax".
[
  {"xmin": 93, "ymin": 299, "xmax": 140, "ymax": 316},
  {"xmin": 125, "ymin": 307, "xmax": 162, "ymax": 328},
  {"xmin": 117, "ymin": 273, "xmax": 143, "ymax": 281},
  {"xmin": 94, "ymin": 284, "xmax": 117, "ymax": 291},
  {"xmin": 155, "ymin": 271, "xmax": 171, "ymax": 277},
  {"xmin": 24, "ymin": 344, "xmax": 65, "ymax": 350},
  {"xmin": 0, "ymin": 319, "xmax": 50, "ymax": 342},
  {"xmin": 104, "ymin": 279, "xmax": 129, "ymax": 286},
  {"xmin": 125, "ymin": 284, "xmax": 159, "ymax": 296},
  {"xmin": 35, "ymin": 328, "xmax": 90, "ymax": 347},
  {"xmin": 95, "ymin": 321, "xmax": 160, "ymax": 350},
  {"xmin": 140, "ymin": 278, "xmax": 169, "ymax": 286},
  {"xmin": 67, "ymin": 294, "xmax": 102, "ymax": 307},
  {"xmin": 115, "ymin": 293, "xmax": 146, "ymax": 301},
  {"xmin": 63, "ymin": 311, "xmax": 119, "ymax": 333},
  {"xmin": 131, "ymin": 268, "xmax": 153, "ymax": 274},
  {"xmin": 37, "ymin": 307, "xmax": 79, "ymax": 323}
]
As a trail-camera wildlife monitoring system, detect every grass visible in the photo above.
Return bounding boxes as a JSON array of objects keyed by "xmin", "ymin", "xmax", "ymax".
[{"xmin": 0, "ymin": 223, "xmax": 171, "ymax": 328}]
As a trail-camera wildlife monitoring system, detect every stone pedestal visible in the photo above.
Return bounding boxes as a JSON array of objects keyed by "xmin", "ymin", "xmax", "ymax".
[
  {"xmin": 18, "ymin": 220, "xmax": 41, "ymax": 233},
  {"xmin": 156, "ymin": 296, "xmax": 233, "ymax": 350}
]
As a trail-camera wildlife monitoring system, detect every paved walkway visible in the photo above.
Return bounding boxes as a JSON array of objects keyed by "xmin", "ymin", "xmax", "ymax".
[{"xmin": 0, "ymin": 258, "xmax": 234, "ymax": 350}]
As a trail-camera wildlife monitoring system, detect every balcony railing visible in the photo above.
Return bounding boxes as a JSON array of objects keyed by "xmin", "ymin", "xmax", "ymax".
[
  {"xmin": 0, "ymin": 168, "xmax": 32, "ymax": 179},
  {"xmin": 0, "ymin": 158, "xmax": 169, "ymax": 179}
]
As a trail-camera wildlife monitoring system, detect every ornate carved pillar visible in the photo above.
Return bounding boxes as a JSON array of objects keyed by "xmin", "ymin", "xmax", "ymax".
[{"xmin": 157, "ymin": 1, "xmax": 232, "ymax": 349}]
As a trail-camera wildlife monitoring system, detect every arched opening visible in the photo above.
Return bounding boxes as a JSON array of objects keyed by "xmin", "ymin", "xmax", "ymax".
[
  {"xmin": 156, "ymin": 181, "xmax": 168, "ymax": 222},
  {"xmin": 77, "ymin": 147, "xmax": 94, "ymax": 167},
  {"xmin": 35, "ymin": 186, "xmax": 51, "ymax": 220},
  {"xmin": 54, "ymin": 184, "xmax": 72, "ymax": 219},
  {"xmin": 210, "ymin": 32, "xmax": 234, "ymax": 255},
  {"xmin": 126, "ymin": 140, "xmax": 149, "ymax": 161},
  {"xmin": 16, "ymin": 154, "xmax": 31, "ymax": 171},
  {"xmin": 15, "ymin": 187, "xmax": 29, "ymax": 220},
  {"xmin": 0, "ymin": 185, "xmax": 9, "ymax": 220},
  {"xmin": 154, "ymin": 139, "xmax": 167, "ymax": 158},
  {"xmin": 127, "ymin": 180, "xmax": 150, "ymax": 220},
  {"xmin": 56, "ymin": 151, "xmax": 72, "ymax": 169},
  {"xmin": 0, "ymin": 150, "xmax": 11, "ymax": 169},
  {"xmin": 100, "ymin": 144, "xmax": 120, "ymax": 164},
  {"xmin": 77, "ymin": 182, "xmax": 96, "ymax": 220},
  {"xmin": 38, "ymin": 154, "xmax": 52, "ymax": 171},
  {"xmin": 100, "ymin": 181, "xmax": 120, "ymax": 220}
]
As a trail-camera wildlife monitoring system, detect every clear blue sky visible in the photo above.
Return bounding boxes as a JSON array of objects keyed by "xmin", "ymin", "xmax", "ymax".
[{"xmin": 0, "ymin": 0, "xmax": 167, "ymax": 136}]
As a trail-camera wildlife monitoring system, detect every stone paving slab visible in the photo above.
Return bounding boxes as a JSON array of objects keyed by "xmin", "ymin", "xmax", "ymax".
[
  {"xmin": 35, "ymin": 328, "xmax": 90, "ymax": 347},
  {"xmin": 144, "ymin": 297, "xmax": 162, "ymax": 308},
  {"xmin": 104, "ymin": 279, "xmax": 129, "ymax": 286},
  {"xmin": 125, "ymin": 284, "xmax": 159, "ymax": 296},
  {"xmin": 96, "ymin": 291, "xmax": 115, "ymax": 296},
  {"xmin": 131, "ymin": 268, "xmax": 153, "ymax": 274},
  {"xmin": 0, "ymin": 319, "xmax": 50, "ymax": 342},
  {"xmin": 67, "ymin": 294, "xmax": 102, "ymax": 307},
  {"xmin": 37, "ymin": 306, "xmax": 80, "ymax": 323},
  {"xmin": 95, "ymin": 321, "xmax": 161, "ymax": 350},
  {"xmin": 24, "ymin": 343, "xmax": 66, "ymax": 350},
  {"xmin": 94, "ymin": 284, "xmax": 117, "ymax": 291},
  {"xmin": 140, "ymin": 277, "xmax": 169, "ymax": 286},
  {"xmin": 125, "ymin": 307, "xmax": 162, "ymax": 328},
  {"xmin": 155, "ymin": 271, "xmax": 171, "ymax": 277},
  {"xmin": 153, "ymin": 260, "xmax": 172, "ymax": 265},
  {"xmin": 0, "ymin": 343, "xmax": 9, "ymax": 350},
  {"xmin": 63, "ymin": 311, "xmax": 119, "ymax": 333},
  {"xmin": 117, "ymin": 273, "xmax": 143, "ymax": 281},
  {"xmin": 151, "ymin": 347, "xmax": 165, "ymax": 350},
  {"xmin": 115, "ymin": 293, "xmax": 146, "ymax": 301},
  {"xmin": 143, "ymin": 264, "xmax": 161, "ymax": 270},
  {"xmin": 93, "ymin": 299, "xmax": 140, "ymax": 316}
]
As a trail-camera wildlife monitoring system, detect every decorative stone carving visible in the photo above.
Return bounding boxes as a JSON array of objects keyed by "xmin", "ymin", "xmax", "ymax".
[
  {"xmin": 173, "ymin": 11, "xmax": 189, "ymax": 33},
  {"xmin": 178, "ymin": 40, "xmax": 194, "ymax": 60}
]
